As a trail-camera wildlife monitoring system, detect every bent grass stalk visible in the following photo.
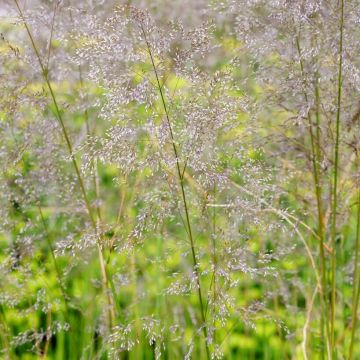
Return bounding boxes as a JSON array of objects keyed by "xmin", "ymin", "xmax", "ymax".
[
  {"xmin": 13, "ymin": 0, "xmax": 116, "ymax": 330},
  {"xmin": 302, "ymin": 286, "xmax": 318, "ymax": 360},
  {"xmin": 215, "ymin": 181, "xmax": 323, "ymax": 285},
  {"xmin": 140, "ymin": 23, "xmax": 211, "ymax": 360}
]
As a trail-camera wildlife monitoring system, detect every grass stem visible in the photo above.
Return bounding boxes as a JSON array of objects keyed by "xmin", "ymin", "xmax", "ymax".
[
  {"xmin": 13, "ymin": 0, "xmax": 116, "ymax": 331},
  {"xmin": 330, "ymin": 0, "xmax": 345, "ymax": 352},
  {"xmin": 296, "ymin": 34, "xmax": 329, "ymax": 355},
  {"xmin": 140, "ymin": 23, "xmax": 211, "ymax": 360},
  {"xmin": 348, "ymin": 154, "xmax": 360, "ymax": 359}
]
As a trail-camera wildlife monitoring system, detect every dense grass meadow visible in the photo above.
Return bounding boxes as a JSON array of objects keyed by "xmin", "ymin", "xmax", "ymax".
[{"xmin": 2, "ymin": 0, "xmax": 360, "ymax": 358}]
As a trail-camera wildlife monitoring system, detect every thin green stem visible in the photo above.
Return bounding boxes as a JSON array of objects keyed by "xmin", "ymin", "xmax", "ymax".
[
  {"xmin": 13, "ymin": 0, "xmax": 95, "ymax": 227},
  {"xmin": 211, "ymin": 185, "xmax": 217, "ymax": 345},
  {"xmin": 141, "ymin": 24, "xmax": 210, "ymax": 360},
  {"xmin": 348, "ymin": 155, "xmax": 360, "ymax": 359},
  {"xmin": 330, "ymin": 0, "xmax": 345, "ymax": 352},
  {"xmin": 13, "ymin": 0, "xmax": 115, "ymax": 330},
  {"xmin": 296, "ymin": 34, "xmax": 329, "ymax": 355}
]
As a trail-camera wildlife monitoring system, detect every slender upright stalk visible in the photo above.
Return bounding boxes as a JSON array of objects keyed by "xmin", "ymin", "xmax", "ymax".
[
  {"xmin": 314, "ymin": 74, "xmax": 331, "ymax": 358},
  {"xmin": 330, "ymin": 0, "xmax": 345, "ymax": 351},
  {"xmin": 348, "ymin": 154, "xmax": 360, "ymax": 359},
  {"xmin": 140, "ymin": 24, "xmax": 210, "ymax": 359},
  {"xmin": 211, "ymin": 185, "xmax": 217, "ymax": 345},
  {"xmin": 296, "ymin": 35, "xmax": 329, "ymax": 355},
  {"xmin": 13, "ymin": 0, "xmax": 115, "ymax": 329}
]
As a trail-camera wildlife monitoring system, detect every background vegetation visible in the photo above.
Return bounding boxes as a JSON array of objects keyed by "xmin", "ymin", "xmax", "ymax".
[{"xmin": 1, "ymin": 0, "xmax": 360, "ymax": 359}]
